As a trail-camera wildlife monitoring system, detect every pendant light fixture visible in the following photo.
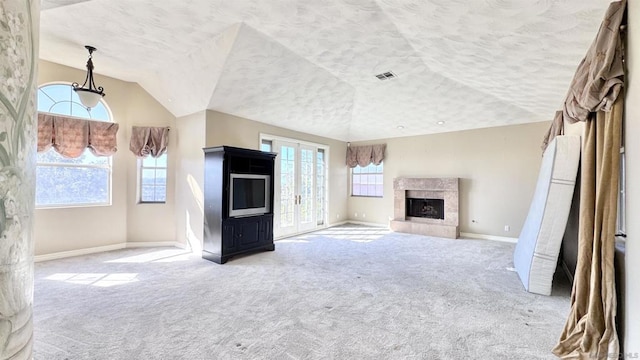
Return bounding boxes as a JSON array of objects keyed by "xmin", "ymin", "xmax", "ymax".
[{"xmin": 72, "ymin": 45, "xmax": 105, "ymax": 109}]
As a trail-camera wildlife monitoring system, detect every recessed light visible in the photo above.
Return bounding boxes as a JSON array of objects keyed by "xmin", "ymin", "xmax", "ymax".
[
  {"xmin": 437, "ymin": 121, "xmax": 445, "ymax": 125},
  {"xmin": 397, "ymin": 125, "xmax": 405, "ymax": 129}
]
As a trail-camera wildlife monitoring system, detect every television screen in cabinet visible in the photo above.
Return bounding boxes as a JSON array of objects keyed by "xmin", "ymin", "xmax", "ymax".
[{"xmin": 229, "ymin": 173, "xmax": 270, "ymax": 217}]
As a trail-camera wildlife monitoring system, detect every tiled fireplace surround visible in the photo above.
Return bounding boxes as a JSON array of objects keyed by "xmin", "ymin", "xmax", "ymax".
[{"xmin": 390, "ymin": 178, "xmax": 460, "ymax": 239}]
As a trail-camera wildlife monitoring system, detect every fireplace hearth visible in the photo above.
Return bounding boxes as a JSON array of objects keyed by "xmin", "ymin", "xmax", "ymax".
[{"xmin": 407, "ymin": 198, "xmax": 445, "ymax": 219}]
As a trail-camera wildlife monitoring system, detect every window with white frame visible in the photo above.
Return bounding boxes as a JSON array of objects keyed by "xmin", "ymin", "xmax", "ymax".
[
  {"xmin": 261, "ymin": 139, "xmax": 272, "ymax": 152},
  {"xmin": 351, "ymin": 162, "xmax": 383, "ymax": 197},
  {"xmin": 139, "ymin": 153, "xmax": 168, "ymax": 203},
  {"xmin": 36, "ymin": 83, "xmax": 113, "ymax": 208}
]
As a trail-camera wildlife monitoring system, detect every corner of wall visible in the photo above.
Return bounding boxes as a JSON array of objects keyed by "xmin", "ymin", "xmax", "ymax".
[{"xmin": 174, "ymin": 111, "xmax": 207, "ymax": 252}]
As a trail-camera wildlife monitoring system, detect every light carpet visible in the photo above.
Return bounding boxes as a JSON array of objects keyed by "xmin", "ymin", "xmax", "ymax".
[{"xmin": 33, "ymin": 225, "xmax": 570, "ymax": 359}]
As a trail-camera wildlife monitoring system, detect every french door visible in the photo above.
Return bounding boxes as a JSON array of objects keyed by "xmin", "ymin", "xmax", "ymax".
[{"xmin": 273, "ymin": 140, "xmax": 324, "ymax": 238}]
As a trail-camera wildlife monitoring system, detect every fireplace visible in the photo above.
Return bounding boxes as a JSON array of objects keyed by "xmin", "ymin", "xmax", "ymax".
[
  {"xmin": 390, "ymin": 178, "xmax": 459, "ymax": 239},
  {"xmin": 407, "ymin": 198, "xmax": 445, "ymax": 220}
]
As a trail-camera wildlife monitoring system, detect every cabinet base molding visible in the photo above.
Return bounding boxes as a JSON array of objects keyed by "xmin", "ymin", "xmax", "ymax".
[{"xmin": 203, "ymin": 243, "xmax": 275, "ymax": 264}]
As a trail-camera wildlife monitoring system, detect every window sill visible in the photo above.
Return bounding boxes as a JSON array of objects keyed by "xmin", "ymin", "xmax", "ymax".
[{"xmin": 351, "ymin": 195, "xmax": 383, "ymax": 198}]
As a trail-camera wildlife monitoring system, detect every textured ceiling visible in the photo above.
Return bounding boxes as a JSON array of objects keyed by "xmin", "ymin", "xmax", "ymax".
[{"xmin": 39, "ymin": 0, "xmax": 612, "ymax": 141}]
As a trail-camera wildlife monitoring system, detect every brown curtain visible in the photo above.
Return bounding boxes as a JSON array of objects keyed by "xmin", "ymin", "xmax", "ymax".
[
  {"xmin": 88, "ymin": 121, "xmax": 119, "ymax": 157},
  {"xmin": 553, "ymin": 95, "xmax": 622, "ymax": 359},
  {"xmin": 551, "ymin": 1, "xmax": 626, "ymax": 358},
  {"xmin": 543, "ymin": 0, "xmax": 626, "ymax": 150},
  {"xmin": 346, "ymin": 144, "xmax": 386, "ymax": 168},
  {"xmin": 541, "ymin": 111, "xmax": 564, "ymax": 151},
  {"xmin": 371, "ymin": 144, "xmax": 385, "ymax": 165},
  {"xmin": 129, "ymin": 126, "xmax": 169, "ymax": 158},
  {"xmin": 53, "ymin": 116, "xmax": 89, "ymax": 158},
  {"xmin": 37, "ymin": 115, "xmax": 54, "ymax": 153},
  {"xmin": 37, "ymin": 113, "xmax": 120, "ymax": 158},
  {"xmin": 346, "ymin": 146, "xmax": 357, "ymax": 167},
  {"xmin": 563, "ymin": 2, "xmax": 625, "ymax": 124}
]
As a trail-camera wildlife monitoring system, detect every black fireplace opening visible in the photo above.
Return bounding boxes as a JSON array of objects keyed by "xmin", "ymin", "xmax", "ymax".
[{"xmin": 406, "ymin": 198, "xmax": 445, "ymax": 220}]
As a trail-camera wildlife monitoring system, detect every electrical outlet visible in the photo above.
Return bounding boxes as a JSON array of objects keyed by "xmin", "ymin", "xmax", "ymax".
[
  {"xmin": 504, "ymin": 225, "xmax": 510, "ymax": 232},
  {"xmin": 337, "ymin": 214, "xmax": 340, "ymax": 219},
  {"xmin": 354, "ymin": 213, "xmax": 358, "ymax": 218},
  {"xmin": 362, "ymin": 213, "xmax": 366, "ymax": 218}
]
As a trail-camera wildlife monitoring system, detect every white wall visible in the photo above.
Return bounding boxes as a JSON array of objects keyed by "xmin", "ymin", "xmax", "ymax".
[
  {"xmin": 35, "ymin": 61, "xmax": 176, "ymax": 255},
  {"xmin": 174, "ymin": 111, "xmax": 206, "ymax": 251},
  {"xmin": 624, "ymin": 1, "xmax": 639, "ymax": 353},
  {"xmin": 348, "ymin": 121, "xmax": 550, "ymax": 237},
  {"xmin": 125, "ymin": 85, "xmax": 177, "ymax": 244}
]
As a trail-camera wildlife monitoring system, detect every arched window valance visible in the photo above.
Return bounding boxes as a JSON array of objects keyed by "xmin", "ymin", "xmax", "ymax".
[{"xmin": 37, "ymin": 112, "xmax": 119, "ymax": 158}]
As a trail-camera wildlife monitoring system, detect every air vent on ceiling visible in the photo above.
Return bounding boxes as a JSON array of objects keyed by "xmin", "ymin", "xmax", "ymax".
[{"xmin": 375, "ymin": 71, "xmax": 397, "ymax": 80}]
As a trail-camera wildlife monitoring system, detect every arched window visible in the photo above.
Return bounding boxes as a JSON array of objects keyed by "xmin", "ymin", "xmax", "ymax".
[{"xmin": 36, "ymin": 83, "xmax": 113, "ymax": 207}]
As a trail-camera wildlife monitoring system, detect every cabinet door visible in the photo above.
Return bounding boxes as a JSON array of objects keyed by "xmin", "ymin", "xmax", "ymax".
[
  {"xmin": 222, "ymin": 222, "xmax": 238, "ymax": 252},
  {"xmin": 260, "ymin": 216, "xmax": 273, "ymax": 245},
  {"xmin": 238, "ymin": 218, "xmax": 261, "ymax": 248}
]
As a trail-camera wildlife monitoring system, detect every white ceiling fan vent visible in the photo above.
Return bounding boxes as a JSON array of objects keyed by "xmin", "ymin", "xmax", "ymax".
[{"xmin": 375, "ymin": 71, "xmax": 397, "ymax": 80}]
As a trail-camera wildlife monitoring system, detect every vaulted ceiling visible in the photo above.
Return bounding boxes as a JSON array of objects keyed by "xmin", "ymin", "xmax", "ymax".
[{"xmin": 39, "ymin": 0, "xmax": 611, "ymax": 141}]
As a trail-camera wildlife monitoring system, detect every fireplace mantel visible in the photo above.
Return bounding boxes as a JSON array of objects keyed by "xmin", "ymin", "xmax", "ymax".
[{"xmin": 390, "ymin": 177, "xmax": 459, "ymax": 239}]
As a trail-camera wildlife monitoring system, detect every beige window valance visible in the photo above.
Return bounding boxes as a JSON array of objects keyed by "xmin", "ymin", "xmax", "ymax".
[
  {"xmin": 37, "ymin": 113, "xmax": 119, "ymax": 158},
  {"xmin": 346, "ymin": 144, "xmax": 386, "ymax": 168},
  {"xmin": 129, "ymin": 126, "xmax": 169, "ymax": 158}
]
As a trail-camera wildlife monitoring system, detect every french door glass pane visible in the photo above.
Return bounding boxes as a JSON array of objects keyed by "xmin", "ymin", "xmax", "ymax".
[
  {"xmin": 316, "ymin": 150, "xmax": 325, "ymax": 225},
  {"xmin": 280, "ymin": 145, "xmax": 296, "ymax": 227},
  {"xmin": 300, "ymin": 148, "xmax": 314, "ymax": 224}
]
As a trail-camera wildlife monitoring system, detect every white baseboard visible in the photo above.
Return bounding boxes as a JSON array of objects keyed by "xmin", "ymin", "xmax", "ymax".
[
  {"xmin": 331, "ymin": 224, "xmax": 515, "ymax": 242},
  {"xmin": 126, "ymin": 241, "xmax": 186, "ymax": 249},
  {"xmin": 343, "ymin": 220, "xmax": 389, "ymax": 228},
  {"xmin": 35, "ymin": 243, "xmax": 127, "ymax": 262},
  {"xmin": 460, "ymin": 232, "xmax": 518, "ymax": 244},
  {"xmin": 275, "ymin": 226, "xmax": 331, "ymax": 241},
  {"xmin": 276, "ymin": 221, "xmax": 388, "ymax": 241},
  {"xmin": 35, "ymin": 241, "xmax": 187, "ymax": 262}
]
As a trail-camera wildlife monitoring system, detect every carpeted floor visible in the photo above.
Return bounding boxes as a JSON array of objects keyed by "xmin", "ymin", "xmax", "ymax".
[{"xmin": 33, "ymin": 225, "xmax": 570, "ymax": 359}]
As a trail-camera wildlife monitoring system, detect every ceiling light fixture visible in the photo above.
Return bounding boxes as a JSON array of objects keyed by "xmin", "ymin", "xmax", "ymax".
[
  {"xmin": 397, "ymin": 125, "xmax": 405, "ymax": 129},
  {"xmin": 437, "ymin": 121, "xmax": 445, "ymax": 125},
  {"xmin": 73, "ymin": 45, "xmax": 105, "ymax": 109}
]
